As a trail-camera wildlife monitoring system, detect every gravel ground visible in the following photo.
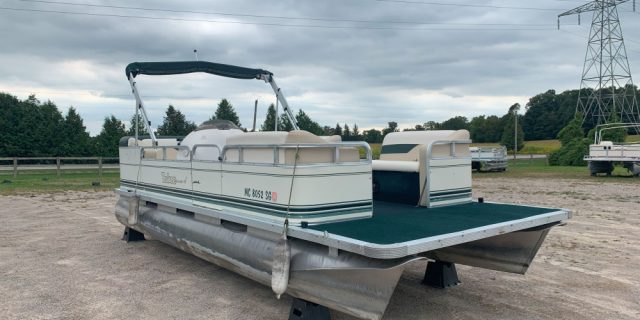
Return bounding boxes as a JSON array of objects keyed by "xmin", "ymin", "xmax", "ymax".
[{"xmin": 1, "ymin": 178, "xmax": 639, "ymax": 319}]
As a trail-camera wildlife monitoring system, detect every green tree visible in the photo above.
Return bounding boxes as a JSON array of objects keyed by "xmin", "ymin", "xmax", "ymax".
[
  {"xmin": 295, "ymin": 110, "xmax": 323, "ymax": 135},
  {"xmin": 0, "ymin": 93, "xmax": 23, "ymax": 156},
  {"xmin": 343, "ymin": 124, "xmax": 352, "ymax": 141},
  {"xmin": 363, "ymin": 129, "xmax": 383, "ymax": 143},
  {"xmin": 500, "ymin": 103, "xmax": 525, "ymax": 151},
  {"xmin": 440, "ymin": 116, "xmax": 469, "ymax": 130},
  {"xmin": 469, "ymin": 115, "xmax": 504, "ymax": 143},
  {"xmin": 127, "ymin": 113, "xmax": 149, "ymax": 136},
  {"xmin": 484, "ymin": 115, "xmax": 503, "ymax": 142},
  {"xmin": 424, "ymin": 121, "xmax": 440, "ymax": 130},
  {"xmin": 549, "ymin": 116, "xmax": 589, "ymax": 166},
  {"xmin": 279, "ymin": 114, "xmax": 294, "ymax": 131},
  {"xmin": 260, "ymin": 103, "xmax": 279, "ymax": 131},
  {"xmin": 24, "ymin": 97, "xmax": 65, "ymax": 156},
  {"xmin": 352, "ymin": 124, "xmax": 363, "ymax": 140},
  {"xmin": 59, "ymin": 107, "xmax": 91, "ymax": 156},
  {"xmin": 382, "ymin": 121, "xmax": 398, "ymax": 136},
  {"xmin": 213, "ymin": 99, "xmax": 241, "ymax": 127},
  {"xmin": 523, "ymin": 89, "xmax": 578, "ymax": 140},
  {"xmin": 157, "ymin": 105, "xmax": 197, "ymax": 136},
  {"xmin": 94, "ymin": 115, "xmax": 126, "ymax": 157},
  {"xmin": 469, "ymin": 115, "xmax": 487, "ymax": 142},
  {"xmin": 334, "ymin": 123, "xmax": 343, "ymax": 136}
]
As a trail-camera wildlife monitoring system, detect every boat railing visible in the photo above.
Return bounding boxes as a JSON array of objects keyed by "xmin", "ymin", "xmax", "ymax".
[
  {"xmin": 139, "ymin": 145, "xmax": 191, "ymax": 161},
  {"xmin": 422, "ymin": 139, "xmax": 472, "ymax": 207},
  {"xmin": 220, "ymin": 142, "xmax": 372, "ymax": 166},
  {"xmin": 426, "ymin": 139, "xmax": 472, "ymax": 161},
  {"xmin": 191, "ymin": 144, "xmax": 222, "ymax": 162},
  {"xmin": 587, "ymin": 143, "xmax": 640, "ymax": 159}
]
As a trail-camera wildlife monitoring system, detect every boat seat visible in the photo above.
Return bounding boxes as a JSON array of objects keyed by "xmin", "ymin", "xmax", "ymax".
[
  {"xmin": 380, "ymin": 130, "xmax": 470, "ymax": 161},
  {"xmin": 143, "ymin": 149, "xmax": 157, "ymax": 159},
  {"xmin": 225, "ymin": 130, "xmax": 360, "ymax": 164},
  {"xmin": 372, "ymin": 160, "xmax": 419, "ymax": 172},
  {"xmin": 373, "ymin": 130, "xmax": 471, "ymax": 206},
  {"xmin": 159, "ymin": 148, "xmax": 179, "ymax": 160}
]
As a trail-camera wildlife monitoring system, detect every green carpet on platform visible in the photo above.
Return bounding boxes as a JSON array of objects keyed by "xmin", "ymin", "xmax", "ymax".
[{"xmin": 308, "ymin": 201, "xmax": 557, "ymax": 245}]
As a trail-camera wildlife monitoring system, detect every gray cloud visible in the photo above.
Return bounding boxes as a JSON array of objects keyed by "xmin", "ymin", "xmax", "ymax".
[{"xmin": 1, "ymin": 0, "xmax": 639, "ymax": 134}]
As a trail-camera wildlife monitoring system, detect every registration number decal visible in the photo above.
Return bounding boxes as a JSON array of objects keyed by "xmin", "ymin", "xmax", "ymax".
[{"xmin": 244, "ymin": 188, "xmax": 278, "ymax": 202}]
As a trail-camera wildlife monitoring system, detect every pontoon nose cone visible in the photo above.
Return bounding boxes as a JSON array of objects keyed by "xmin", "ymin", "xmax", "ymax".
[{"xmin": 271, "ymin": 233, "xmax": 291, "ymax": 299}]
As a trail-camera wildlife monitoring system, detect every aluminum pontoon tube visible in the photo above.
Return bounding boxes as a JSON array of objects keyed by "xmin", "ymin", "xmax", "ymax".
[{"xmin": 115, "ymin": 194, "xmax": 419, "ymax": 320}]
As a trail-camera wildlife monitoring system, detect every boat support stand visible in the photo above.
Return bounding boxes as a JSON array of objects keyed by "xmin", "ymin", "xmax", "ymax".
[
  {"xmin": 122, "ymin": 227, "xmax": 145, "ymax": 242},
  {"xmin": 289, "ymin": 298, "xmax": 331, "ymax": 320},
  {"xmin": 422, "ymin": 260, "xmax": 460, "ymax": 288}
]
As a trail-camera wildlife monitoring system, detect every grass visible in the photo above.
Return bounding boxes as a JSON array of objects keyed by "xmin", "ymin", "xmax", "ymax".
[
  {"xmin": 518, "ymin": 140, "xmax": 561, "ymax": 154},
  {"xmin": 473, "ymin": 158, "xmax": 637, "ymax": 181},
  {"xmin": 626, "ymin": 134, "xmax": 640, "ymax": 143},
  {"xmin": 369, "ymin": 143, "xmax": 381, "ymax": 159},
  {"xmin": 0, "ymin": 170, "xmax": 119, "ymax": 195}
]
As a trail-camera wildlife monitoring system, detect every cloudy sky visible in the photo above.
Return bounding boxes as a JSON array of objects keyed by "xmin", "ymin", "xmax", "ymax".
[{"xmin": 1, "ymin": 0, "xmax": 640, "ymax": 135}]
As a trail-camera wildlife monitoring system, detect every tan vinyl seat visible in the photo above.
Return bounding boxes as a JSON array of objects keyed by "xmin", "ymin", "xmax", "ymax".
[{"xmin": 225, "ymin": 130, "xmax": 360, "ymax": 164}]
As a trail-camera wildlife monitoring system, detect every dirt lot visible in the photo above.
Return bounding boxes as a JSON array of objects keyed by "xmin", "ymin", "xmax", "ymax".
[{"xmin": 1, "ymin": 178, "xmax": 639, "ymax": 320}]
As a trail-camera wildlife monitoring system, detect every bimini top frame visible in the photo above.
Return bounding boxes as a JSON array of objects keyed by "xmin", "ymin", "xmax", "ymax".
[
  {"xmin": 593, "ymin": 122, "xmax": 640, "ymax": 144},
  {"xmin": 125, "ymin": 61, "xmax": 299, "ymax": 145}
]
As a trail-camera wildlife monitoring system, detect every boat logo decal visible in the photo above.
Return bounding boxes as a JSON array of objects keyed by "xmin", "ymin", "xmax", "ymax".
[{"xmin": 161, "ymin": 171, "xmax": 187, "ymax": 185}]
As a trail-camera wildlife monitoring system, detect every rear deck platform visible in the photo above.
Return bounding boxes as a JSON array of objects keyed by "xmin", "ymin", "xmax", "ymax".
[
  {"xmin": 290, "ymin": 200, "xmax": 570, "ymax": 259},
  {"xmin": 309, "ymin": 201, "xmax": 558, "ymax": 244}
]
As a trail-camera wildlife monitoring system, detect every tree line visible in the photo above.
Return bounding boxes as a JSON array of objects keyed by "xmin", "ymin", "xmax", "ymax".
[{"xmin": 2, "ymin": 87, "xmax": 637, "ymax": 157}]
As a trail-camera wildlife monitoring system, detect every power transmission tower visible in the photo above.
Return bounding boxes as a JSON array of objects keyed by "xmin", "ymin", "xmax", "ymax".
[{"xmin": 558, "ymin": 0, "xmax": 639, "ymax": 132}]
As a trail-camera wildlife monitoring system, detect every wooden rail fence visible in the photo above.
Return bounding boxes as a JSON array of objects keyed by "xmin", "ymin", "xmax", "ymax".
[{"xmin": 0, "ymin": 157, "xmax": 119, "ymax": 178}]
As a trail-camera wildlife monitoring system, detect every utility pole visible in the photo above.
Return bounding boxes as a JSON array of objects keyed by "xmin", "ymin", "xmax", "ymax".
[
  {"xmin": 514, "ymin": 108, "xmax": 518, "ymax": 160},
  {"xmin": 558, "ymin": 0, "xmax": 639, "ymax": 133},
  {"xmin": 252, "ymin": 99, "xmax": 258, "ymax": 132}
]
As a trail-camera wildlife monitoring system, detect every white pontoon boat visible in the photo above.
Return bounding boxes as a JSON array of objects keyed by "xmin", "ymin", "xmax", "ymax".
[
  {"xmin": 470, "ymin": 146, "xmax": 508, "ymax": 172},
  {"xmin": 584, "ymin": 123, "xmax": 640, "ymax": 176},
  {"xmin": 115, "ymin": 61, "xmax": 571, "ymax": 320}
]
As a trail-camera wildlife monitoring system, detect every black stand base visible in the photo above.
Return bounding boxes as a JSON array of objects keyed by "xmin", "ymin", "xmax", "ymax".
[
  {"xmin": 422, "ymin": 261, "xmax": 460, "ymax": 288},
  {"xmin": 289, "ymin": 298, "xmax": 331, "ymax": 320},
  {"xmin": 122, "ymin": 227, "xmax": 145, "ymax": 242}
]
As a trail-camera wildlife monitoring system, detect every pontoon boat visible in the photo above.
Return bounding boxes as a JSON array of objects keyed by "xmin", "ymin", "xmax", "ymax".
[{"xmin": 115, "ymin": 61, "xmax": 571, "ymax": 320}]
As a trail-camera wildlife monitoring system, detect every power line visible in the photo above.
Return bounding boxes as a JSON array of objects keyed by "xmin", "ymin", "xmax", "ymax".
[
  {"xmin": 12, "ymin": 0, "xmax": 553, "ymax": 27},
  {"xmin": 366, "ymin": 0, "xmax": 566, "ymax": 11},
  {"xmin": 0, "ymin": 6, "xmax": 555, "ymax": 31}
]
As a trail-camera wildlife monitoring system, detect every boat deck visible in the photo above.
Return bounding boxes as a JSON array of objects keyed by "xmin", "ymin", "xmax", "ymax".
[
  {"xmin": 306, "ymin": 200, "xmax": 564, "ymax": 245},
  {"xmin": 294, "ymin": 200, "xmax": 569, "ymax": 258}
]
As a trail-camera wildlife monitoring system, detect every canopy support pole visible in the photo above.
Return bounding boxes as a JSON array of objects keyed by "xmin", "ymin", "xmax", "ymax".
[
  {"xmin": 266, "ymin": 76, "xmax": 299, "ymax": 130},
  {"xmin": 128, "ymin": 75, "xmax": 158, "ymax": 145}
]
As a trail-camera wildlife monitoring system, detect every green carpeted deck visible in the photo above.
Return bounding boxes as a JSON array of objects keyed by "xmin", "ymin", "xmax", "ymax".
[{"xmin": 308, "ymin": 201, "xmax": 557, "ymax": 245}]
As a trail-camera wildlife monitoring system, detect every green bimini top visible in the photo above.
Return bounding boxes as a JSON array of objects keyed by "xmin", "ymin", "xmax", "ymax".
[
  {"xmin": 125, "ymin": 61, "xmax": 272, "ymax": 80},
  {"xmin": 308, "ymin": 201, "xmax": 558, "ymax": 245}
]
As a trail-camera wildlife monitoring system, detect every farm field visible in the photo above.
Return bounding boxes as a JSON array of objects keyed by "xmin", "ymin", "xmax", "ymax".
[{"xmin": 1, "ymin": 176, "xmax": 638, "ymax": 319}]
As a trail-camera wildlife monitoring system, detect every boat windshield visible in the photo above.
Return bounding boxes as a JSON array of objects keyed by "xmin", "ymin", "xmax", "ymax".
[{"xmin": 196, "ymin": 119, "xmax": 241, "ymax": 131}]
